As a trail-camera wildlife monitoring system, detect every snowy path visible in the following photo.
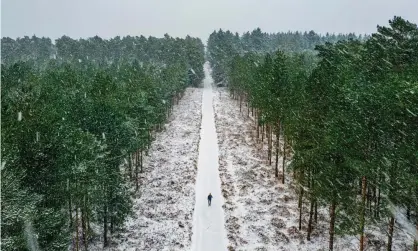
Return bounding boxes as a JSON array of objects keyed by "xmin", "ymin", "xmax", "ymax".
[{"xmin": 191, "ymin": 63, "xmax": 228, "ymax": 251}]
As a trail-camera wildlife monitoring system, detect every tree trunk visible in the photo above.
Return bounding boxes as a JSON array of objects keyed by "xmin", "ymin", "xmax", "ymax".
[
  {"xmin": 298, "ymin": 185, "xmax": 304, "ymax": 230},
  {"xmin": 367, "ymin": 186, "xmax": 371, "ymax": 214},
  {"xmin": 239, "ymin": 94, "xmax": 242, "ymax": 112},
  {"xmin": 261, "ymin": 124, "xmax": 264, "ymax": 142},
  {"xmin": 86, "ymin": 196, "xmax": 90, "ymax": 246},
  {"xmin": 282, "ymin": 132, "xmax": 286, "ymax": 184},
  {"xmin": 307, "ymin": 198, "xmax": 315, "ymax": 241},
  {"xmin": 407, "ymin": 205, "xmax": 411, "ymax": 220},
  {"xmin": 376, "ymin": 185, "xmax": 380, "ymax": 218},
  {"xmin": 110, "ymin": 212, "xmax": 114, "ymax": 234},
  {"xmin": 270, "ymin": 124, "xmax": 272, "ymax": 164},
  {"xmin": 247, "ymin": 100, "xmax": 250, "ymax": 117},
  {"xmin": 307, "ymin": 172, "xmax": 314, "ymax": 240},
  {"xmin": 135, "ymin": 151, "xmax": 139, "ymax": 191},
  {"xmin": 140, "ymin": 150, "xmax": 143, "ymax": 173},
  {"xmin": 128, "ymin": 154, "xmax": 132, "ymax": 180},
  {"xmin": 360, "ymin": 176, "xmax": 367, "ymax": 251},
  {"xmin": 82, "ymin": 195, "xmax": 88, "ymax": 251},
  {"xmin": 68, "ymin": 178, "xmax": 72, "ymax": 228},
  {"xmin": 329, "ymin": 201, "xmax": 336, "ymax": 251},
  {"xmin": 76, "ymin": 207, "xmax": 79, "ymax": 251},
  {"xmin": 103, "ymin": 205, "xmax": 108, "ymax": 247},
  {"xmin": 275, "ymin": 122, "xmax": 280, "ymax": 178},
  {"xmin": 387, "ymin": 216, "xmax": 395, "ymax": 251},
  {"xmin": 314, "ymin": 201, "xmax": 318, "ymax": 223},
  {"xmin": 147, "ymin": 129, "xmax": 151, "ymax": 155},
  {"xmin": 132, "ymin": 152, "xmax": 136, "ymax": 172},
  {"xmin": 255, "ymin": 109, "xmax": 258, "ymax": 126},
  {"xmin": 387, "ymin": 161, "xmax": 396, "ymax": 251},
  {"xmin": 266, "ymin": 124, "xmax": 270, "ymax": 163},
  {"xmin": 110, "ymin": 186, "xmax": 115, "ymax": 235},
  {"xmin": 413, "ymin": 222, "xmax": 417, "ymax": 251},
  {"xmin": 256, "ymin": 120, "xmax": 260, "ymax": 139},
  {"xmin": 266, "ymin": 124, "xmax": 270, "ymax": 164},
  {"xmin": 370, "ymin": 185, "xmax": 377, "ymax": 215}
]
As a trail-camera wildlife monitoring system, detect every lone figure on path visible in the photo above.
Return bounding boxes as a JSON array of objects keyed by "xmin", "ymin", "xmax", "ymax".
[{"xmin": 208, "ymin": 193, "xmax": 213, "ymax": 206}]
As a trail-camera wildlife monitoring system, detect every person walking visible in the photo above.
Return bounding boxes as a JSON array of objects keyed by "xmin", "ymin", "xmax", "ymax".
[{"xmin": 208, "ymin": 193, "xmax": 213, "ymax": 206}]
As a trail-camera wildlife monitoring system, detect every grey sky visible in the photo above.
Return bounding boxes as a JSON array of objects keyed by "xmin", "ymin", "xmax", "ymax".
[{"xmin": 2, "ymin": 0, "xmax": 417, "ymax": 43}]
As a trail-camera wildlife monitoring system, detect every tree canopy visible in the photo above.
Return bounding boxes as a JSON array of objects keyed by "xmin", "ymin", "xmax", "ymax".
[{"xmin": 207, "ymin": 16, "xmax": 418, "ymax": 251}]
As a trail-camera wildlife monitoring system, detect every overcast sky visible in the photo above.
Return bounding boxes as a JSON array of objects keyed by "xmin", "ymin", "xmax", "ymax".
[{"xmin": 2, "ymin": 0, "xmax": 417, "ymax": 43}]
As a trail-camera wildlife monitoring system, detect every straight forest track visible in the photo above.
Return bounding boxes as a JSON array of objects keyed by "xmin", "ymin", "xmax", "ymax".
[{"xmin": 191, "ymin": 62, "xmax": 228, "ymax": 251}]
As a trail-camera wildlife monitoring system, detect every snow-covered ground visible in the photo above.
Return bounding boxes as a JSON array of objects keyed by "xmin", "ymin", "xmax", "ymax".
[
  {"xmin": 92, "ymin": 87, "xmax": 203, "ymax": 251},
  {"xmin": 191, "ymin": 63, "xmax": 228, "ymax": 251},
  {"xmin": 88, "ymin": 68, "xmax": 413, "ymax": 251},
  {"xmin": 213, "ymin": 87, "xmax": 414, "ymax": 251}
]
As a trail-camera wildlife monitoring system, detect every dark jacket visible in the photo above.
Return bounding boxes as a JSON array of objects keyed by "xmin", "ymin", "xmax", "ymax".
[{"xmin": 208, "ymin": 194, "xmax": 213, "ymax": 200}]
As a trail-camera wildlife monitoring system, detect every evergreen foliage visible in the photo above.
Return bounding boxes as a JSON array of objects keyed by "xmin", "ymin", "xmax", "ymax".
[
  {"xmin": 207, "ymin": 17, "xmax": 418, "ymax": 250},
  {"xmin": 1, "ymin": 34, "xmax": 205, "ymax": 250}
]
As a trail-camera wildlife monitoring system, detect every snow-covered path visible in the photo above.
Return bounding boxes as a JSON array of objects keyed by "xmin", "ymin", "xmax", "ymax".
[{"xmin": 191, "ymin": 63, "xmax": 228, "ymax": 251}]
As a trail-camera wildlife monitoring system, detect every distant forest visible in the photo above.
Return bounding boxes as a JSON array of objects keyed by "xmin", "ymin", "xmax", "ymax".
[{"xmin": 1, "ymin": 29, "xmax": 365, "ymax": 66}]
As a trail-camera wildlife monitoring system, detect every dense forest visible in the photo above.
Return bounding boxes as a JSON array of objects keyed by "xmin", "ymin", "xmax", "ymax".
[
  {"xmin": 1, "ymin": 35, "xmax": 205, "ymax": 88},
  {"xmin": 2, "ymin": 15, "xmax": 417, "ymax": 251},
  {"xmin": 207, "ymin": 28, "xmax": 366, "ymax": 84},
  {"xmin": 207, "ymin": 16, "xmax": 418, "ymax": 251},
  {"xmin": 1, "ymin": 35, "xmax": 205, "ymax": 250}
]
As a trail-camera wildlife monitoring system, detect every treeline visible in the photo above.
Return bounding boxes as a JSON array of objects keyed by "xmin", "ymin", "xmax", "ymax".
[
  {"xmin": 1, "ymin": 34, "xmax": 205, "ymax": 250},
  {"xmin": 1, "ymin": 34, "xmax": 205, "ymax": 87},
  {"xmin": 208, "ymin": 16, "xmax": 418, "ymax": 250},
  {"xmin": 207, "ymin": 28, "xmax": 365, "ymax": 83}
]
